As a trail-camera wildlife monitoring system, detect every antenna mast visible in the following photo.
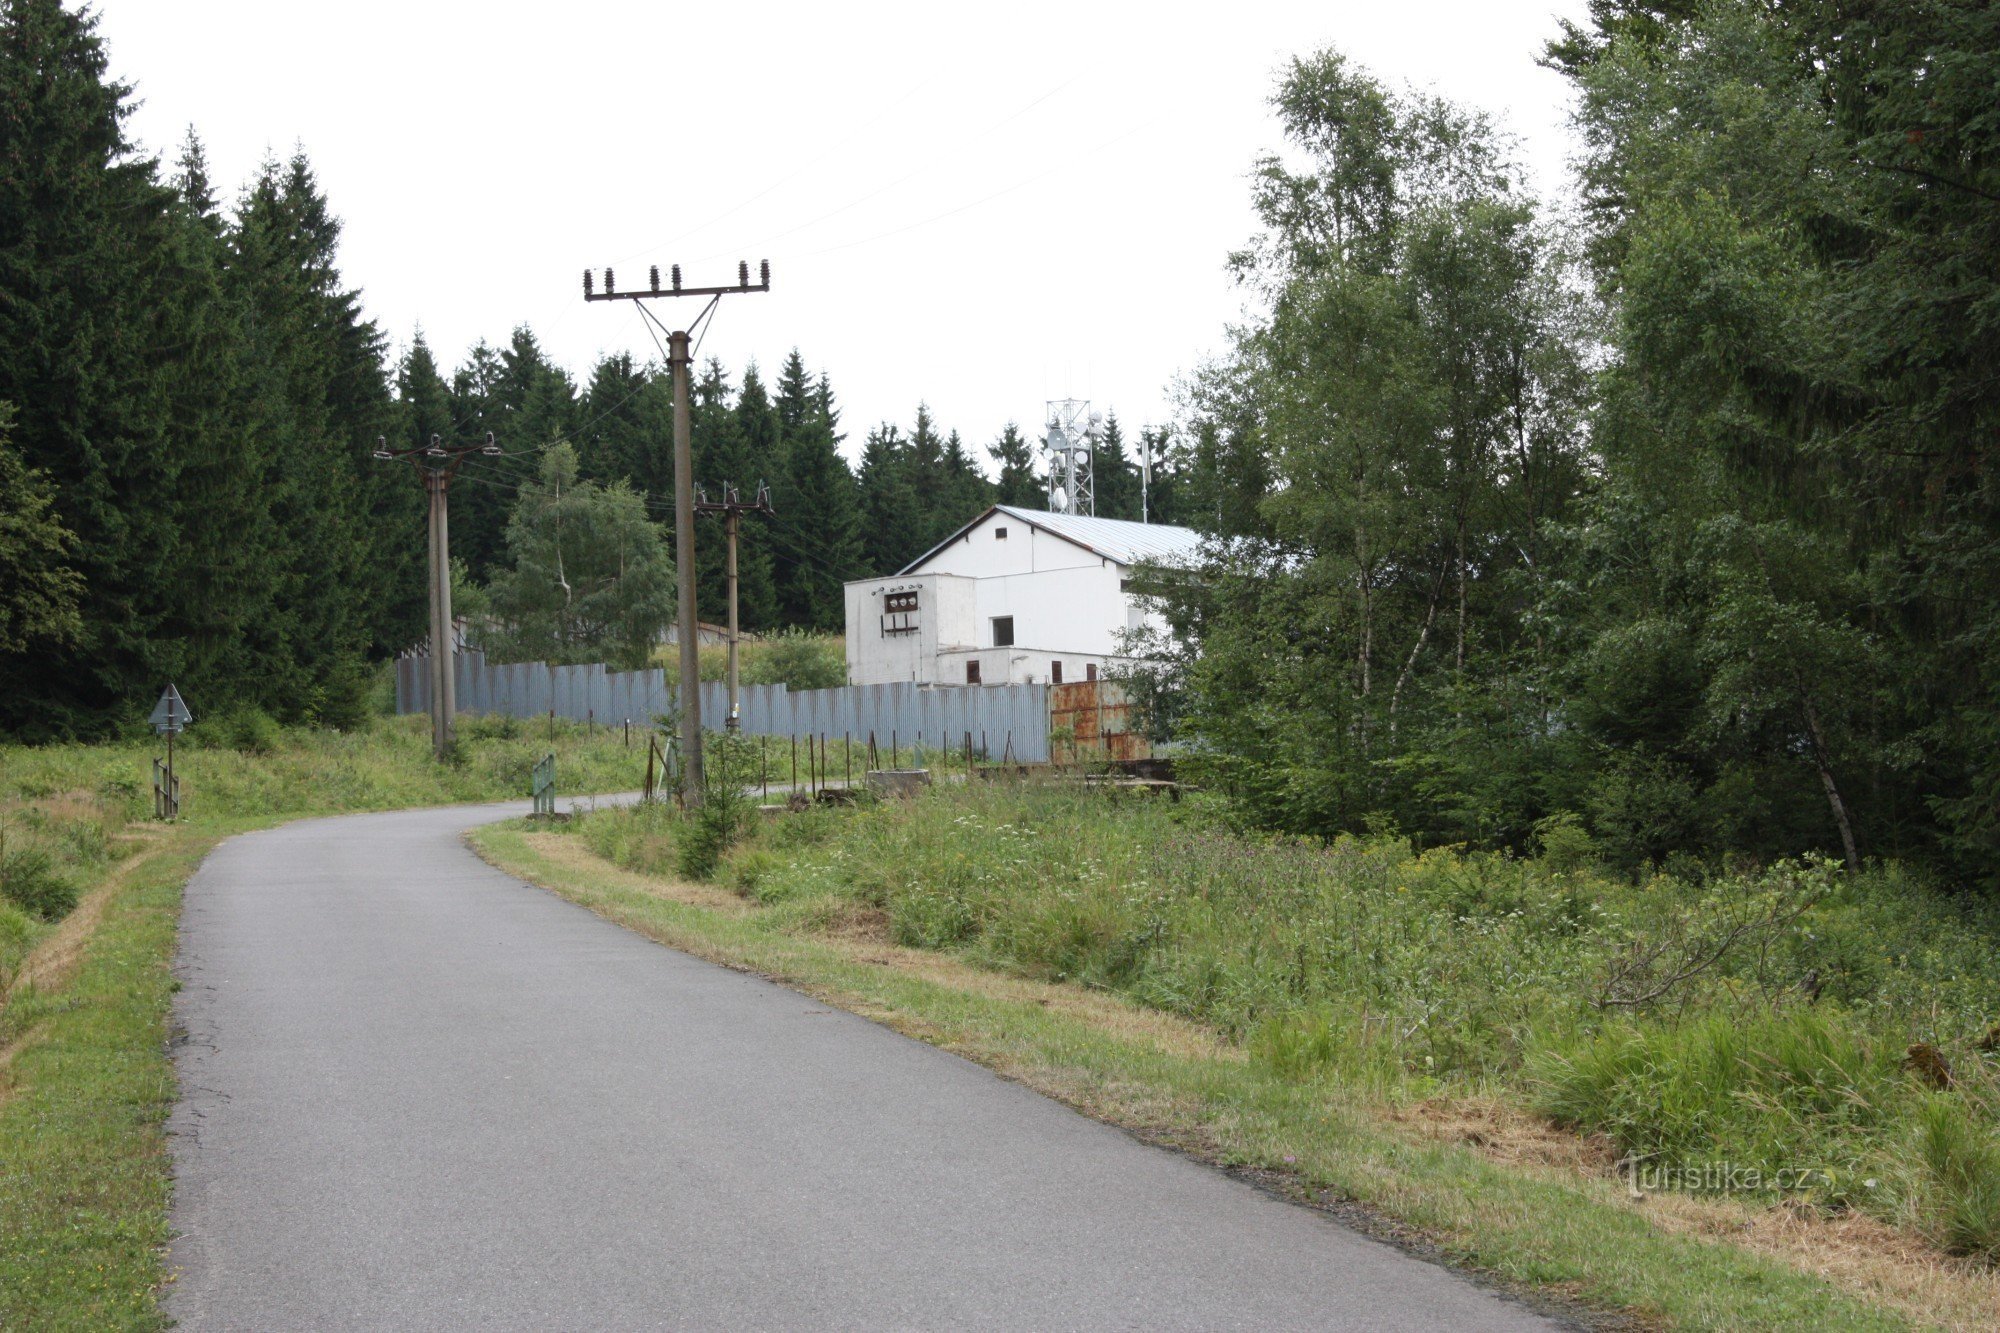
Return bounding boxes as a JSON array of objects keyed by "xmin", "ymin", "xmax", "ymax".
[{"xmin": 1043, "ymin": 399, "xmax": 1100, "ymax": 516}]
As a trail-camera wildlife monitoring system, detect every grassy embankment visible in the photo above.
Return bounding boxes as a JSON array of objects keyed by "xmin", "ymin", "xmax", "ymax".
[
  {"xmin": 475, "ymin": 780, "xmax": 2000, "ymax": 1330},
  {"xmin": 0, "ymin": 710, "xmax": 650, "ymax": 1330}
]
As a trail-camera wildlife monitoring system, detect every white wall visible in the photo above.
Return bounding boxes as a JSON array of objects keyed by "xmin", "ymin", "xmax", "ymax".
[
  {"xmin": 844, "ymin": 574, "xmax": 976, "ymax": 686},
  {"xmin": 845, "ymin": 510, "xmax": 1172, "ymax": 686}
]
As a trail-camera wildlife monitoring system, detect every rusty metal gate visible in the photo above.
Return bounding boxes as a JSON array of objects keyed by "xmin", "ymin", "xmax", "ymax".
[{"xmin": 1047, "ymin": 680, "xmax": 1152, "ymax": 765}]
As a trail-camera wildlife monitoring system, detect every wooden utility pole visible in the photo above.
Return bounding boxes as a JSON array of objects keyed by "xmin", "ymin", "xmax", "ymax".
[
  {"xmin": 584, "ymin": 260, "xmax": 771, "ymax": 805},
  {"xmin": 373, "ymin": 431, "xmax": 500, "ymax": 758},
  {"xmin": 697, "ymin": 482, "xmax": 775, "ymax": 730}
]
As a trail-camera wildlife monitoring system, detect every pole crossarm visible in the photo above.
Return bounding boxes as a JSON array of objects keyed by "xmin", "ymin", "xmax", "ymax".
[
  {"xmin": 694, "ymin": 481, "xmax": 776, "ymax": 518},
  {"xmin": 369, "ymin": 431, "xmax": 501, "ymax": 759},
  {"xmin": 580, "ymin": 258, "xmax": 772, "ymax": 801},
  {"xmin": 582, "ymin": 260, "xmax": 770, "ymax": 303},
  {"xmin": 372, "ymin": 430, "xmax": 501, "ymax": 489}
]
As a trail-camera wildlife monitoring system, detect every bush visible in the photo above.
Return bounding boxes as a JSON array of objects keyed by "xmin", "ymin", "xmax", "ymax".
[
  {"xmin": 308, "ymin": 659, "xmax": 375, "ymax": 732},
  {"xmin": 205, "ymin": 706, "xmax": 282, "ymax": 755},
  {"xmin": 0, "ymin": 848, "xmax": 79, "ymax": 921},
  {"xmin": 678, "ymin": 785, "xmax": 751, "ymax": 882}
]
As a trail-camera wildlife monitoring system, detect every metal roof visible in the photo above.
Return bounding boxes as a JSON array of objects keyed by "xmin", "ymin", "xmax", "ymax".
[{"xmin": 899, "ymin": 505, "xmax": 1204, "ymax": 575}]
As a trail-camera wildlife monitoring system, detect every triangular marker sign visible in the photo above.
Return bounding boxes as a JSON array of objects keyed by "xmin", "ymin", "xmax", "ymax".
[{"xmin": 149, "ymin": 684, "xmax": 193, "ymax": 734}]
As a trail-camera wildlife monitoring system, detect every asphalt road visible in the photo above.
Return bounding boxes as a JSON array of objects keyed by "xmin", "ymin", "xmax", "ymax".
[{"xmin": 168, "ymin": 801, "xmax": 1562, "ymax": 1331}]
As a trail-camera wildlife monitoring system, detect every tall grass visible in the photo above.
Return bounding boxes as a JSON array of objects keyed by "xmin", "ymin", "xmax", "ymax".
[{"xmin": 567, "ymin": 776, "xmax": 2000, "ymax": 1258}]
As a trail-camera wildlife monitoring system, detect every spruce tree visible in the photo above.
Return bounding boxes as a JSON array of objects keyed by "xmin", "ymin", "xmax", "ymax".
[
  {"xmin": 988, "ymin": 423, "xmax": 1041, "ymax": 508},
  {"xmin": 228, "ymin": 152, "xmax": 412, "ymax": 716},
  {"xmin": 0, "ymin": 0, "xmax": 210, "ymax": 731},
  {"xmin": 857, "ymin": 423, "xmax": 919, "ymax": 574},
  {"xmin": 776, "ymin": 359, "xmax": 864, "ymax": 628},
  {"xmin": 0, "ymin": 401, "xmax": 83, "ymax": 655},
  {"xmin": 724, "ymin": 364, "xmax": 780, "ymax": 628},
  {"xmin": 577, "ymin": 352, "xmax": 652, "ymax": 487},
  {"xmin": 1092, "ymin": 410, "xmax": 1141, "ymax": 519}
]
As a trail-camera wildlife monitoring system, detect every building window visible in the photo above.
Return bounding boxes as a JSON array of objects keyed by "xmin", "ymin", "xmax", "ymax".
[
  {"xmin": 881, "ymin": 589, "xmax": 920, "ymax": 636},
  {"xmin": 995, "ymin": 526, "xmax": 1008, "ymax": 541},
  {"xmin": 1051, "ymin": 661, "xmax": 1063, "ymax": 684},
  {"xmin": 991, "ymin": 615, "xmax": 1014, "ymax": 647},
  {"xmin": 1086, "ymin": 663, "xmax": 1098, "ymax": 682},
  {"xmin": 966, "ymin": 660, "xmax": 982, "ymax": 685}
]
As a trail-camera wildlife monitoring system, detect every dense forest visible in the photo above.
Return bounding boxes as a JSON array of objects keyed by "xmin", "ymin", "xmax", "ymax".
[
  {"xmin": 3, "ymin": 0, "xmax": 1995, "ymax": 887},
  {"xmin": 1140, "ymin": 1, "xmax": 1999, "ymax": 885}
]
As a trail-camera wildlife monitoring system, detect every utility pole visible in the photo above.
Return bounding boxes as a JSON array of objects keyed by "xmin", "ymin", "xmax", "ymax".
[
  {"xmin": 584, "ymin": 260, "xmax": 770, "ymax": 806},
  {"xmin": 373, "ymin": 431, "xmax": 501, "ymax": 759},
  {"xmin": 696, "ymin": 481, "xmax": 775, "ymax": 730}
]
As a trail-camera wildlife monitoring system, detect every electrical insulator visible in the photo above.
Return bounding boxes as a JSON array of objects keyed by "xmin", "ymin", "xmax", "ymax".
[
  {"xmin": 759, "ymin": 259, "xmax": 770, "ymax": 287},
  {"xmin": 582, "ymin": 270, "xmax": 593, "ymax": 296},
  {"xmin": 604, "ymin": 267, "xmax": 615, "ymax": 293},
  {"xmin": 481, "ymin": 431, "xmax": 501, "ymax": 456},
  {"xmin": 649, "ymin": 265, "xmax": 660, "ymax": 291},
  {"xmin": 672, "ymin": 264, "xmax": 682, "ymax": 289},
  {"xmin": 738, "ymin": 260, "xmax": 749, "ymax": 286}
]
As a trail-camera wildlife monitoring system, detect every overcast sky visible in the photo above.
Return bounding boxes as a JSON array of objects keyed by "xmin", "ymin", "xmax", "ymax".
[{"xmin": 97, "ymin": 1, "xmax": 1588, "ymax": 463}]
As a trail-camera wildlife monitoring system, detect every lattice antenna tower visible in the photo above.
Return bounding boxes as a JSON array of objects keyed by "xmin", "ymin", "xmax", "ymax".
[{"xmin": 1043, "ymin": 399, "xmax": 1101, "ymax": 516}]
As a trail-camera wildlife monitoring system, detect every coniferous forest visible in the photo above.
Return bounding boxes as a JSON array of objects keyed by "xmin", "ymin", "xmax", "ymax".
[{"xmin": 3, "ymin": 0, "xmax": 1997, "ymax": 888}]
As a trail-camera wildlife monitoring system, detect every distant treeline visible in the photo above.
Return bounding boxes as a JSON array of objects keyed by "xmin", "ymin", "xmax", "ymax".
[{"xmin": 404, "ymin": 336, "xmax": 1189, "ymax": 642}]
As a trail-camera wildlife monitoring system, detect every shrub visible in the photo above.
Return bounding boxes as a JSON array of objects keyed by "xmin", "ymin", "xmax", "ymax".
[
  {"xmin": 0, "ymin": 848, "xmax": 79, "ymax": 921},
  {"xmin": 678, "ymin": 785, "xmax": 751, "ymax": 882},
  {"xmin": 749, "ymin": 628, "xmax": 847, "ymax": 691},
  {"xmin": 1533, "ymin": 811, "xmax": 1599, "ymax": 875},
  {"xmin": 213, "ymin": 706, "xmax": 282, "ymax": 755}
]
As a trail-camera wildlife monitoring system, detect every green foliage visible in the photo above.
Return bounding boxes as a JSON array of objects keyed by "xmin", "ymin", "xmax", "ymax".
[
  {"xmin": 1157, "ymin": 47, "xmax": 1593, "ymax": 852},
  {"xmin": 483, "ymin": 443, "xmax": 674, "ymax": 670},
  {"xmin": 677, "ymin": 786, "xmax": 750, "ymax": 883},
  {"xmin": 0, "ymin": 401, "xmax": 82, "ymax": 655},
  {"xmin": 0, "ymin": 847, "xmax": 77, "ymax": 921},
  {"xmin": 1913, "ymin": 1093, "xmax": 2000, "ymax": 1261},
  {"xmin": 212, "ymin": 707, "xmax": 282, "ymax": 756},
  {"xmin": 744, "ymin": 629, "xmax": 845, "ymax": 691}
]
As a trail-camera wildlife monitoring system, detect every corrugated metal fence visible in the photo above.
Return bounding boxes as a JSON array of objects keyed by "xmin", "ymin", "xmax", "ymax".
[{"xmin": 397, "ymin": 650, "xmax": 1053, "ymax": 762}]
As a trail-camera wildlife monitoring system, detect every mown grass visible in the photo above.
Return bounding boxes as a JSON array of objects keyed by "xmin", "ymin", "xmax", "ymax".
[
  {"xmin": 0, "ymin": 711, "xmax": 652, "ymax": 1331},
  {"xmin": 490, "ymin": 777, "xmax": 2000, "ymax": 1327}
]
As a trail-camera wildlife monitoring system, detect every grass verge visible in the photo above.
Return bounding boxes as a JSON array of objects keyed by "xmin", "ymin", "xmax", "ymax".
[{"xmin": 471, "ymin": 816, "xmax": 1937, "ymax": 1331}]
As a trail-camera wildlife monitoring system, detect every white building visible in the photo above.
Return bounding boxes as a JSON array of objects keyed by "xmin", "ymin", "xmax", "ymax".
[{"xmin": 843, "ymin": 505, "xmax": 1200, "ymax": 687}]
